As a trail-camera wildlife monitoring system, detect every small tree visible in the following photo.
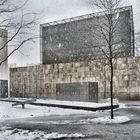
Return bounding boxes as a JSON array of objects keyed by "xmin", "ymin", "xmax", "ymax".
[
  {"xmin": 92, "ymin": 0, "xmax": 132, "ymax": 119},
  {"xmin": 0, "ymin": 0, "xmax": 39, "ymax": 65}
]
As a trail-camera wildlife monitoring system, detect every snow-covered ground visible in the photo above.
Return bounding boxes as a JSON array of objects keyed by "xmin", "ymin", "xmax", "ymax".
[
  {"xmin": 37, "ymin": 98, "xmax": 117, "ymax": 107},
  {"xmin": 0, "ymin": 99, "xmax": 128, "ymax": 123},
  {"xmin": 0, "ymin": 99, "xmax": 134, "ymax": 140},
  {"xmin": 0, "ymin": 128, "xmax": 86, "ymax": 140},
  {"xmin": 83, "ymin": 116, "xmax": 131, "ymax": 124},
  {"xmin": 6, "ymin": 97, "xmax": 121, "ymax": 108},
  {"xmin": 0, "ymin": 101, "xmax": 96, "ymax": 139},
  {"xmin": 0, "ymin": 101, "xmax": 96, "ymax": 121}
]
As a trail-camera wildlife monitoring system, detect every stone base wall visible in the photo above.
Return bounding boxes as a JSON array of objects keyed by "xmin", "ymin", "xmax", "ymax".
[
  {"xmin": 10, "ymin": 56, "xmax": 140, "ymax": 100},
  {"xmin": 56, "ymin": 82, "xmax": 98, "ymax": 102}
]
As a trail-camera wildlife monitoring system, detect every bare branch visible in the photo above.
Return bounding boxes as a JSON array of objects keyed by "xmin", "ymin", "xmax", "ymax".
[
  {"xmin": 0, "ymin": 0, "xmax": 28, "ymax": 14},
  {"xmin": 0, "ymin": 35, "xmax": 39, "ymax": 66}
]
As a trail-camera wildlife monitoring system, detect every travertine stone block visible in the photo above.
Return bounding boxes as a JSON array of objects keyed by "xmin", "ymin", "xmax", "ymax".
[{"xmin": 9, "ymin": 57, "xmax": 140, "ymax": 100}]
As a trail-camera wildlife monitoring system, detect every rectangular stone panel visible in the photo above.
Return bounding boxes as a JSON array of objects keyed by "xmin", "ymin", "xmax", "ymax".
[{"xmin": 56, "ymin": 82, "xmax": 98, "ymax": 102}]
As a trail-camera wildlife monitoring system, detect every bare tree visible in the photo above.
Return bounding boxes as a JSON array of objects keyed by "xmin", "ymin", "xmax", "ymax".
[
  {"xmin": 0, "ymin": 0, "xmax": 39, "ymax": 66},
  {"xmin": 92, "ymin": 0, "xmax": 133, "ymax": 119}
]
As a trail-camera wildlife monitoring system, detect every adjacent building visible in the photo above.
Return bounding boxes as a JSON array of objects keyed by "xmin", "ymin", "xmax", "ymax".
[{"xmin": 0, "ymin": 29, "xmax": 8, "ymax": 97}]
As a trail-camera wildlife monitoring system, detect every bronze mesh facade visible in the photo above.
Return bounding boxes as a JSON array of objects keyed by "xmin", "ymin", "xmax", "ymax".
[{"xmin": 40, "ymin": 6, "xmax": 134, "ymax": 64}]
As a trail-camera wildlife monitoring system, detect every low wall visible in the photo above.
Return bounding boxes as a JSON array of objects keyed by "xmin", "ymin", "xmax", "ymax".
[
  {"xmin": 10, "ymin": 56, "xmax": 140, "ymax": 100},
  {"xmin": 56, "ymin": 82, "xmax": 98, "ymax": 102}
]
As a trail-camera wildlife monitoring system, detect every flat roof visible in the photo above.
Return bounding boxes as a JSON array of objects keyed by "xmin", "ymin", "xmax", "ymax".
[{"xmin": 40, "ymin": 6, "xmax": 132, "ymax": 28}]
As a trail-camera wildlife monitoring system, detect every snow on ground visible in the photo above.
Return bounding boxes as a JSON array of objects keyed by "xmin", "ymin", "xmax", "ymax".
[
  {"xmin": 37, "ymin": 98, "xmax": 126, "ymax": 109},
  {"xmin": 36, "ymin": 98, "xmax": 118, "ymax": 108},
  {"xmin": 0, "ymin": 97, "xmax": 123, "ymax": 120},
  {"xmin": 38, "ymin": 116, "xmax": 131, "ymax": 125},
  {"xmin": 0, "ymin": 100, "xmax": 130, "ymax": 124},
  {"xmin": 0, "ymin": 128, "xmax": 86, "ymax": 140},
  {"xmin": 0, "ymin": 98, "xmax": 127, "ymax": 121},
  {"xmin": 84, "ymin": 116, "xmax": 131, "ymax": 124},
  {"xmin": 0, "ymin": 101, "xmax": 96, "ymax": 121},
  {"xmin": 0, "ymin": 99, "xmax": 132, "ymax": 139},
  {"xmin": 5, "ymin": 97, "xmax": 122, "ymax": 108}
]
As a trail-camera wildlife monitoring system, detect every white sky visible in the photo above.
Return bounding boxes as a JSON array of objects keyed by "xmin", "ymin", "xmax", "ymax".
[{"xmin": 8, "ymin": 0, "xmax": 140, "ymax": 67}]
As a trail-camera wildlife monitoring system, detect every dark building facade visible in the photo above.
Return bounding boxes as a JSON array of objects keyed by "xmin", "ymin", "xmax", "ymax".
[{"xmin": 40, "ymin": 6, "xmax": 134, "ymax": 64}]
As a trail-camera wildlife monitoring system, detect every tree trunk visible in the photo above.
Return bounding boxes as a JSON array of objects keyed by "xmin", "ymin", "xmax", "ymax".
[{"xmin": 110, "ymin": 60, "xmax": 114, "ymax": 119}]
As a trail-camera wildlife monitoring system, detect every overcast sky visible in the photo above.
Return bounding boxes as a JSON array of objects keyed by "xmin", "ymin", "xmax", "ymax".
[{"xmin": 8, "ymin": 0, "xmax": 140, "ymax": 66}]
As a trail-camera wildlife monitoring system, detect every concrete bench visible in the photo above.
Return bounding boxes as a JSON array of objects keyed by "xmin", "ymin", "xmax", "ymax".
[{"xmin": 12, "ymin": 99, "xmax": 36, "ymax": 109}]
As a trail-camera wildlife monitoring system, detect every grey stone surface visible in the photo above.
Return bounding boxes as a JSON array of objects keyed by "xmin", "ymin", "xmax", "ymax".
[
  {"xmin": 10, "ymin": 57, "xmax": 140, "ymax": 100},
  {"xmin": 56, "ymin": 82, "xmax": 98, "ymax": 102}
]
